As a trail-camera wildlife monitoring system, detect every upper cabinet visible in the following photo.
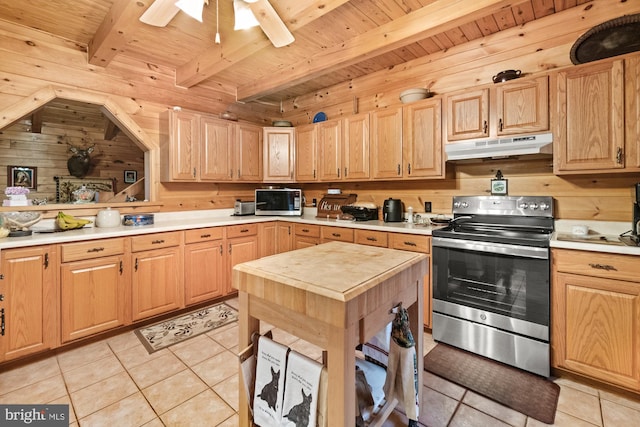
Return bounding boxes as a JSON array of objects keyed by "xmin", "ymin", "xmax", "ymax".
[
  {"xmin": 446, "ymin": 88, "xmax": 489, "ymax": 141},
  {"xmin": 555, "ymin": 56, "xmax": 640, "ymax": 174},
  {"xmin": 403, "ymin": 98, "xmax": 444, "ymax": 179},
  {"xmin": 317, "ymin": 118, "xmax": 343, "ymax": 181},
  {"xmin": 160, "ymin": 109, "xmax": 262, "ymax": 182},
  {"xmin": 343, "ymin": 113, "xmax": 371, "ymax": 180},
  {"xmin": 263, "ymin": 127, "xmax": 295, "ymax": 182},
  {"xmin": 371, "ymin": 107, "xmax": 403, "ymax": 179},
  {"xmin": 295, "ymin": 123, "xmax": 318, "ymax": 182}
]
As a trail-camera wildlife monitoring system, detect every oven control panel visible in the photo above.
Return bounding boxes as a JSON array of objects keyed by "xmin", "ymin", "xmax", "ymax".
[{"xmin": 452, "ymin": 196, "xmax": 553, "ymax": 217}]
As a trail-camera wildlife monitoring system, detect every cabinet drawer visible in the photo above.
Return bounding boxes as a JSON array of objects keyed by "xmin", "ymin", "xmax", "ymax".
[
  {"xmin": 553, "ymin": 249, "xmax": 640, "ymax": 283},
  {"xmin": 294, "ymin": 224, "xmax": 320, "ymax": 238},
  {"xmin": 354, "ymin": 229, "xmax": 388, "ymax": 247},
  {"xmin": 226, "ymin": 223, "xmax": 258, "ymax": 239},
  {"xmin": 321, "ymin": 226, "xmax": 354, "ymax": 242},
  {"xmin": 60, "ymin": 238, "xmax": 125, "ymax": 262},
  {"xmin": 185, "ymin": 227, "xmax": 224, "ymax": 244},
  {"xmin": 389, "ymin": 233, "xmax": 430, "ymax": 253},
  {"xmin": 131, "ymin": 231, "xmax": 182, "ymax": 252}
]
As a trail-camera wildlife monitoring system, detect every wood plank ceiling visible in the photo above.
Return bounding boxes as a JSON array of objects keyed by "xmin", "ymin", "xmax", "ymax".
[{"xmin": 0, "ymin": 0, "xmax": 596, "ymax": 108}]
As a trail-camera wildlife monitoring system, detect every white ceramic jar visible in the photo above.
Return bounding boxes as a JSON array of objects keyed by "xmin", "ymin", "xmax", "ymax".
[{"xmin": 95, "ymin": 207, "xmax": 121, "ymax": 228}]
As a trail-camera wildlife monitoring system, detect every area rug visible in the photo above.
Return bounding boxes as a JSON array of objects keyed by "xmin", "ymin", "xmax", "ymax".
[
  {"xmin": 424, "ymin": 344, "xmax": 560, "ymax": 424},
  {"xmin": 134, "ymin": 302, "xmax": 238, "ymax": 354}
]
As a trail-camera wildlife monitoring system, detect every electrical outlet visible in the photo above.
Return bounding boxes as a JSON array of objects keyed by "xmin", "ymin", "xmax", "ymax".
[{"xmin": 424, "ymin": 201, "xmax": 432, "ymax": 213}]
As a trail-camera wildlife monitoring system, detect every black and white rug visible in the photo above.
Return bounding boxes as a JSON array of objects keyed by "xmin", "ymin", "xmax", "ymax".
[{"xmin": 134, "ymin": 302, "xmax": 238, "ymax": 353}]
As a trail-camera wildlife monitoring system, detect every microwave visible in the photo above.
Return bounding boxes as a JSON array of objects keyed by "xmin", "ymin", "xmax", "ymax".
[{"xmin": 255, "ymin": 188, "xmax": 303, "ymax": 216}]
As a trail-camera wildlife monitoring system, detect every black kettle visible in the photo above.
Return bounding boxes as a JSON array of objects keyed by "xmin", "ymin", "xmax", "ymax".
[{"xmin": 383, "ymin": 198, "xmax": 403, "ymax": 222}]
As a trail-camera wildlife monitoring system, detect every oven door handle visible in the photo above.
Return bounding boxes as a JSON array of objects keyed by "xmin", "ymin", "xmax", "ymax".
[{"xmin": 432, "ymin": 237, "xmax": 549, "ymax": 259}]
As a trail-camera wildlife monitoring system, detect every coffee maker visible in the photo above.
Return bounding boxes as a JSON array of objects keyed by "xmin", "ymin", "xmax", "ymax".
[{"xmin": 633, "ymin": 183, "xmax": 640, "ymax": 244}]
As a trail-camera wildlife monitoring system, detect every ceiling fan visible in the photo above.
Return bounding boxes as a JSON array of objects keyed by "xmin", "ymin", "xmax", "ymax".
[{"xmin": 139, "ymin": 0, "xmax": 294, "ymax": 47}]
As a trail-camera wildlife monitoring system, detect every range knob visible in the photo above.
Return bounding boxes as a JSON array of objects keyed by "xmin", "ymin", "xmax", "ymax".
[
  {"xmin": 529, "ymin": 202, "xmax": 539, "ymax": 210},
  {"xmin": 453, "ymin": 201, "xmax": 460, "ymax": 208},
  {"xmin": 539, "ymin": 202, "xmax": 550, "ymax": 210},
  {"xmin": 518, "ymin": 202, "xmax": 529, "ymax": 209},
  {"xmin": 460, "ymin": 201, "xmax": 469, "ymax": 208}
]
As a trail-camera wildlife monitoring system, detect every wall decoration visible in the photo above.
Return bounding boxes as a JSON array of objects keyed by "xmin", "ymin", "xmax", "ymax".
[
  {"xmin": 491, "ymin": 170, "xmax": 508, "ymax": 195},
  {"xmin": 124, "ymin": 170, "xmax": 137, "ymax": 184},
  {"xmin": 54, "ymin": 176, "xmax": 115, "ymax": 203},
  {"xmin": 7, "ymin": 166, "xmax": 37, "ymax": 189}
]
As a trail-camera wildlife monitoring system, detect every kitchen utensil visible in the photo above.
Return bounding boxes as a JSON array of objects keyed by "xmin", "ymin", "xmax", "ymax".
[
  {"xmin": 272, "ymin": 120, "xmax": 292, "ymax": 127},
  {"xmin": 313, "ymin": 112, "xmax": 327, "ymax": 123},
  {"xmin": 429, "ymin": 215, "xmax": 452, "ymax": 225},
  {"xmin": 2, "ymin": 211, "xmax": 42, "ymax": 236},
  {"xmin": 96, "ymin": 207, "xmax": 121, "ymax": 228},
  {"xmin": 220, "ymin": 111, "xmax": 238, "ymax": 121},
  {"xmin": 571, "ymin": 224, "xmax": 589, "ymax": 236},
  {"xmin": 492, "ymin": 69, "xmax": 521, "ymax": 83},
  {"xmin": 340, "ymin": 202, "xmax": 378, "ymax": 221},
  {"xmin": 71, "ymin": 186, "xmax": 96, "ymax": 203},
  {"xmin": 399, "ymin": 88, "xmax": 431, "ymax": 103},
  {"xmin": 382, "ymin": 198, "xmax": 403, "ymax": 222}
]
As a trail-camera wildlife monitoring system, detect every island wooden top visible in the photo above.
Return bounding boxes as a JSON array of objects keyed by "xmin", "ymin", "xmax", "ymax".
[{"xmin": 232, "ymin": 241, "xmax": 428, "ymax": 302}]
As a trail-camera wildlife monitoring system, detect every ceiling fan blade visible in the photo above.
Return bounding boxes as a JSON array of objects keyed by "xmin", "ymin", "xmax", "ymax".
[
  {"xmin": 248, "ymin": 0, "xmax": 294, "ymax": 48},
  {"xmin": 139, "ymin": 0, "xmax": 180, "ymax": 27}
]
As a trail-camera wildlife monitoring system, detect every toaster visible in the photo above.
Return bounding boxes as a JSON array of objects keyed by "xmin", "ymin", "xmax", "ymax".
[{"xmin": 234, "ymin": 200, "xmax": 256, "ymax": 216}]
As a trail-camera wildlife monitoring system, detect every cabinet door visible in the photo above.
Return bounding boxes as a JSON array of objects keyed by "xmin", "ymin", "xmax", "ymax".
[
  {"xmin": 553, "ymin": 272, "xmax": 640, "ymax": 390},
  {"xmin": 228, "ymin": 236, "xmax": 258, "ymax": 295},
  {"xmin": 495, "ymin": 75, "xmax": 548, "ymax": 136},
  {"xmin": 318, "ymin": 119, "xmax": 343, "ymax": 181},
  {"xmin": 60, "ymin": 255, "xmax": 128, "ymax": 343},
  {"xmin": 320, "ymin": 226, "xmax": 354, "ymax": 243},
  {"xmin": 446, "ymin": 88, "xmax": 489, "ymax": 141},
  {"xmin": 625, "ymin": 56, "xmax": 640, "ymax": 171},
  {"xmin": 0, "ymin": 246, "xmax": 57, "ymax": 362},
  {"xmin": 295, "ymin": 124, "xmax": 318, "ymax": 181},
  {"xmin": 403, "ymin": 98, "xmax": 443, "ymax": 178},
  {"xmin": 343, "ymin": 113, "xmax": 370, "ymax": 180},
  {"xmin": 371, "ymin": 107, "xmax": 403, "ymax": 179},
  {"xmin": 200, "ymin": 116, "xmax": 234, "ymax": 181},
  {"xmin": 555, "ymin": 60, "xmax": 624, "ymax": 172},
  {"xmin": 162, "ymin": 110, "xmax": 199, "ymax": 181},
  {"xmin": 184, "ymin": 240, "xmax": 225, "ymax": 305},
  {"xmin": 264, "ymin": 127, "xmax": 295, "ymax": 182},
  {"xmin": 235, "ymin": 123, "xmax": 263, "ymax": 181},
  {"xmin": 132, "ymin": 247, "xmax": 184, "ymax": 321},
  {"xmin": 277, "ymin": 223, "xmax": 293, "ymax": 253},
  {"xmin": 258, "ymin": 222, "xmax": 278, "ymax": 258}
]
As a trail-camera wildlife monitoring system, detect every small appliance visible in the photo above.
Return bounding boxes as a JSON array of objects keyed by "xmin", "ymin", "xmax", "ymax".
[
  {"xmin": 255, "ymin": 188, "xmax": 303, "ymax": 216},
  {"xmin": 382, "ymin": 198, "xmax": 403, "ymax": 222},
  {"xmin": 234, "ymin": 200, "xmax": 256, "ymax": 216},
  {"xmin": 340, "ymin": 202, "xmax": 378, "ymax": 221}
]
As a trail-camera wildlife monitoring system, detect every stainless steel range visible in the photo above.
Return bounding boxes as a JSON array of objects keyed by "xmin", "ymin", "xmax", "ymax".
[{"xmin": 431, "ymin": 195, "xmax": 554, "ymax": 377}]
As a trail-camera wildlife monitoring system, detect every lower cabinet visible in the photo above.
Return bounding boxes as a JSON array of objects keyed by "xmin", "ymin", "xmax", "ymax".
[
  {"xmin": 320, "ymin": 226, "xmax": 354, "ymax": 243},
  {"xmin": 227, "ymin": 223, "xmax": 259, "ymax": 295},
  {"xmin": 552, "ymin": 249, "xmax": 640, "ymax": 391},
  {"xmin": 131, "ymin": 232, "xmax": 184, "ymax": 321},
  {"xmin": 277, "ymin": 223, "xmax": 294, "ymax": 253},
  {"xmin": 184, "ymin": 227, "xmax": 225, "ymax": 306},
  {"xmin": 258, "ymin": 222, "xmax": 278, "ymax": 257},
  {"xmin": 59, "ymin": 238, "xmax": 129, "ymax": 343},
  {"xmin": 294, "ymin": 224, "xmax": 320, "ymax": 249},
  {"xmin": 0, "ymin": 245, "xmax": 57, "ymax": 362}
]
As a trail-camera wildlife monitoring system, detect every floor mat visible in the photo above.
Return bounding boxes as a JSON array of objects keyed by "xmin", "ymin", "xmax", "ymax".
[
  {"xmin": 134, "ymin": 302, "xmax": 238, "ymax": 353},
  {"xmin": 424, "ymin": 343, "xmax": 560, "ymax": 424}
]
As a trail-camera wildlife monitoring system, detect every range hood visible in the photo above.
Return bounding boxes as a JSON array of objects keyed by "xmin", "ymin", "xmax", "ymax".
[{"xmin": 445, "ymin": 132, "xmax": 553, "ymax": 161}]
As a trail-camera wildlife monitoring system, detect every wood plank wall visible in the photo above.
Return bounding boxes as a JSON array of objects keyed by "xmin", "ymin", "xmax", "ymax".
[{"xmin": 0, "ymin": 2, "xmax": 639, "ymax": 221}]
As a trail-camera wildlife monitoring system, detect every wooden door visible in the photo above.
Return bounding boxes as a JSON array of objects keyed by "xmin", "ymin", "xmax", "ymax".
[
  {"xmin": 555, "ymin": 60, "xmax": 624, "ymax": 172},
  {"xmin": 227, "ymin": 236, "xmax": 258, "ymax": 295},
  {"xmin": 184, "ymin": 240, "xmax": 225, "ymax": 305},
  {"xmin": 446, "ymin": 88, "xmax": 489, "ymax": 141},
  {"xmin": 295, "ymin": 124, "xmax": 318, "ymax": 181},
  {"xmin": 495, "ymin": 75, "xmax": 549, "ymax": 136},
  {"xmin": 343, "ymin": 113, "xmax": 370, "ymax": 180},
  {"xmin": 0, "ymin": 246, "xmax": 57, "ymax": 362},
  {"xmin": 235, "ymin": 123, "xmax": 263, "ymax": 181},
  {"xmin": 403, "ymin": 98, "xmax": 443, "ymax": 178},
  {"xmin": 258, "ymin": 222, "xmax": 278, "ymax": 258},
  {"xmin": 132, "ymin": 247, "xmax": 183, "ymax": 321},
  {"xmin": 199, "ymin": 115, "xmax": 234, "ymax": 181},
  {"xmin": 263, "ymin": 127, "xmax": 295, "ymax": 182},
  {"xmin": 625, "ymin": 56, "xmax": 640, "ymax": 171},
  {"xmin": 164, "ymin": 110, "xmax": 199, "ymax": 181},
  {"xmin": 318, "ymin": 119, "xmax": 343, "ymax": 181},
  {"xmin": 371, "ymin": 107, "xmax": 403, "ymax": 179},
  {"xmin": 276, "ymin": 223, "xmax": 293, "ymax": 253},
  {"xmin": 60, "ymin": 255, "xmax": 127, "ymax": 343}
]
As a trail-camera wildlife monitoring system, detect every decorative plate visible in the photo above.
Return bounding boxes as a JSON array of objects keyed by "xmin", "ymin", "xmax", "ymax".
[{"xmin": 313, "ymin": 112, "xmax": 327, "ymax": 123}]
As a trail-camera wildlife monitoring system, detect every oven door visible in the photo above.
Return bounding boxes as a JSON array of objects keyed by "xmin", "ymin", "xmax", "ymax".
[{"xmin": 432, "ymin": 236, "xmax": 550, "ymax": 340}]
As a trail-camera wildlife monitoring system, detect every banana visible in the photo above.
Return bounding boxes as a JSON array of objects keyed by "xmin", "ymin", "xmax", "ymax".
[{"xmin": 56, "ymin": 211, "xmax": 92, "ymax": 230}]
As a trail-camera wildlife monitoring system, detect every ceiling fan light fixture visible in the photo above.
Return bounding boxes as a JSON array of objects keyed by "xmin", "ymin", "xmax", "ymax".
[
  {"xmin": 233, "ymin": 0, "xmax": 260, "ymax": 30},
  {"xmin": 175, "ymin": 0, "xmax": 207, "ymax": 23}
]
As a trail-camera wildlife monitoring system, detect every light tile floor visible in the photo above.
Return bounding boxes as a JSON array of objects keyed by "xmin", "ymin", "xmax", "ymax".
[{"xmin": 1, "ymin": 297, "xmax": 639, "ymax": 426}]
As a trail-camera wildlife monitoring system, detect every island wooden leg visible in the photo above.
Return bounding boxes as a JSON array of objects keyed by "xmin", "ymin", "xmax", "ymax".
[
  {"xmin": 238, "ymin": 292, "xmax": 259, "ymax": 427},
  {"xmin": 326, "ymin": 323, "xmax": 358, "ymax": 427}
]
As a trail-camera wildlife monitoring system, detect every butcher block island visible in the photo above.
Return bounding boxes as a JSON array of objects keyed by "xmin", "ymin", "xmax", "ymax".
[{"xmin": 232, "ymin": 241, "xmax": 428, "ymax": 427}]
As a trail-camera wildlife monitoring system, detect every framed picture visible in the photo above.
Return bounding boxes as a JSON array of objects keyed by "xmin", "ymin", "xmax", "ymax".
[
  {"xmin": 7, "ymin": 166, "xmax": 37, "ymax": 189},
  {"xmin": 124, "ymin": 170, "xmax": 137, "ymax": 184},
  {"xmin": 491, "ymin": 178, "xmax": 508, "ymax": 195}
]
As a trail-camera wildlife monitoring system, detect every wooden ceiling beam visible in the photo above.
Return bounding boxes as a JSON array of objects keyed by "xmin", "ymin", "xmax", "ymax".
[
  {"xmin": 175, "ymin": 0, "xmax": 350, "ymax": 88},
  {"xmin": 236, "ymin": 0, "xmax": 523, "ymax": 101},
  {"xmin": 88, "ymin": 0, "xmax": 154, "ymax": 66}
]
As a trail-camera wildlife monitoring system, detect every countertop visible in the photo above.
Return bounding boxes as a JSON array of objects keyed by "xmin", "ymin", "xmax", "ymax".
[{"xmin": 0, "ymin": 208, "xmax": 638, "ymax": 256}]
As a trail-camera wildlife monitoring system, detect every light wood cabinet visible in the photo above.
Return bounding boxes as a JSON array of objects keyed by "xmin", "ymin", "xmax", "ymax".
[
  {"xmin": 293, "ymin": 223, "xmax": 320, "ymax": 249},
  {"xmin": 343, "ymin": 113, "xmax": 370, "ymax": 180},
  {"xmin": 552, "ymin": 249, "xmax": 640, "ymax": 391},
  {"xmin": 0, "ymin": 246, "xmax": 57, "ymax": 362},
  {"xmin": 495, "ymin": 75, "xmax": 549, "ymax": 136},
  {"xmin": 59, "ymin": 239, "xmax": 129, "ymax": 343},
  {"xmin": 371, "ymin": 107, "xmax": 403, "ymax": 179},
  {"xmin": 555, "ymin": 56, "xmax": 640, "ymax": 174},
  {"xmin": 277, "ymin": 223, "xmax": 294, "ymax": 253},
  {"xmin": 354, "ymin": 229, "xmax": 387, "ymax": 248},
  {"xmin": 258, "ymin": 222, "xmax": 278, "ymax": 258},
  {"xmin": 160, "ymin": 109, "xmax": 199, "ymax": 181},
  {"xmin": 131, "ymin": 232, "xmax": 184, "ymax": 321},
  {"xmin": 184, "ymin": 227, "xmax": 225, "ymax": 306},
  {"xmin": 320, "ymin": 226, "xmax": 354, "ymax": 243},
  {"xmin": 263, "ymin": 127, "xmax": 295, "ymax": 182},
  {"xmin": 295, "ymin": 123, "xmax": 318, "ymax": 181},
  {"xmin": 403, "ymin": 98, "xmax": 444, "ymax": 179},
  {"xmin": 317, "ymin": 118, "xmax": 343, "ymax": 181},
  {"xmin": 234, "ymin": 122, "xmax": 263, "ymax": 181},
  {"xmin": 446, "ymin": 88, "xmax": 489, "ymax": 141},
  {"xmin": 226, "ymin": 224, "xmax": 258, "ymax": 295}
]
